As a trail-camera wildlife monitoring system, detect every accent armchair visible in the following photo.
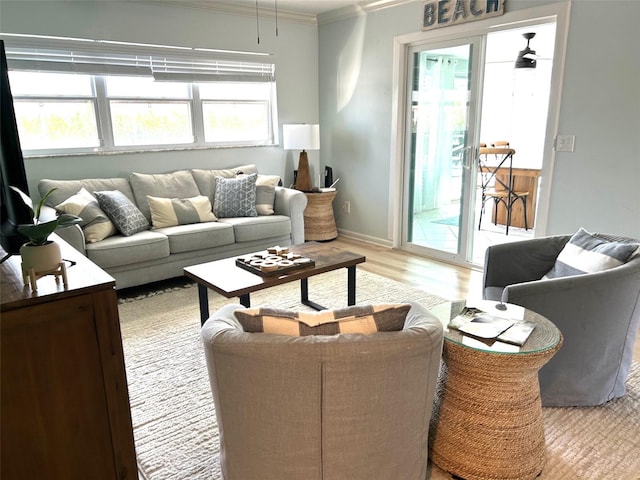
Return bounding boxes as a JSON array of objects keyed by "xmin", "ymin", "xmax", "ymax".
[
  {"xmin": 483, "ymin": 233, "xmax": 640, "ymax": 406},
  {"xmin": 201, "ymin": 301, "xmax": 444, "ymax": 480}
]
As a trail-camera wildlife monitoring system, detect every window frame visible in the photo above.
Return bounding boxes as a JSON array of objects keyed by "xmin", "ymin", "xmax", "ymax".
[{"xmin": 2, "ymin": 34, "xmax": 278, "ymax": 157}]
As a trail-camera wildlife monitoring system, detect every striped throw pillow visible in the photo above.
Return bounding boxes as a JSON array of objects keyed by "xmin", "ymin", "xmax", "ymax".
[
  {"xmin": 543, "ymin": 228, "xmax": 639, "ymax": 279},
  {"xmin": 147, "ymin": 195, "xmax": 217, "ymax": 228},
  {"xmin": 234, "ymin": 303, "xmax": 411, "ymax": 336},
  {"xmin": 55, "ymin": 187, "xmax": 117, "ymax": 243}
]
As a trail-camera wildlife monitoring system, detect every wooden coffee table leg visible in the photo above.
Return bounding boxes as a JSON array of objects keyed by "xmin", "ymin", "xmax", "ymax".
[{"xmin": 198, "ymin": 284, "xmax": 210, "ymax": 326}]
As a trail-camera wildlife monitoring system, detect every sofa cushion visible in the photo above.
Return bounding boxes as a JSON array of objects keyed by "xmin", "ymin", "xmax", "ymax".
[
  {"xmin": 85, "ymin": 230, "xmax": 169, "ymax": 268},
  {"xmin": 191, "ymin": 164, "xmax": 259, "ymax": 204},
  {"xmin": 94, "ymin": 190, "xmax": 150, "ymax": 237},
  {"xmin": 234, "ymin": 304, "xmax": 411, "ymax": 336},
  {"xmin": 129, "ymin": 170, "xmax": 200, "ymax": 222},
  {"xmin": 543, "ymin": 228, "xmax": 639, "ymax": 279},
  {"xmin": 155, "ymin": 222, "xmax": 235, "ymax": 254},
  {"xmin": 55, "ymin": 188, "xmax": 117, "ymax": 243},
  {"xmin": 213, "ymin": 173, "xmax": 258, "ymax": 218},
  {"xmin": 147, "ymin": 194, "xmax": 216, "ymax": 228},
  {"xmin": 39, "ymin": 178, "xmax": 136, "ymax": 208},
  {"xmin": 218, "ymin": 215, "xmax": 291, "ymax": 243}
]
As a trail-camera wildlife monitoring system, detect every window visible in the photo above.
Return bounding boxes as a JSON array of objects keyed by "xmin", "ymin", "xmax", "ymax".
[
  {"xmin": 200, "ymin": 82, "xmax": 272, "ymax": 143},
  {"xmin": 10, "ymin": 71, "xmax": 100, "ymax": 151},
  {"xmin": 106, "ymin": 76, "xmax": 193, "ymax": 147},
  {"xmin": 2, "ymin": 34, "xmax": 277, "ymax": 155}
]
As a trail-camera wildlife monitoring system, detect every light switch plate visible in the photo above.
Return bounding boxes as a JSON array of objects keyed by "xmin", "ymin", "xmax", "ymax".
[{"xmin": 556, "ymin": 135, "xmax": 575, "ymax": 152}]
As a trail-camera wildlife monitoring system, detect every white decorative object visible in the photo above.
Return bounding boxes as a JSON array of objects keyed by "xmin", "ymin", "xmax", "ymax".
[{"xmin": 20, "ymin": 241, "xmax": 68, "ymax": 291}]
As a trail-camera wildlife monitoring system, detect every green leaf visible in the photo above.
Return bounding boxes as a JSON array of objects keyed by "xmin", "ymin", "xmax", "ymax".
[
  {"xmin": 18, "ymin": 219, "xmax": 59, "ymax": 246},
  {"xmin": 11, "ymin": 186, "xmax": 82, "ymax": 245}
]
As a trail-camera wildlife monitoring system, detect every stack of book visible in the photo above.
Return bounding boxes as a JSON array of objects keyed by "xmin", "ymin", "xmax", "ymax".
[{"xmin": 448, "ymin": 307, "xmax": 536, "ymax": 346}]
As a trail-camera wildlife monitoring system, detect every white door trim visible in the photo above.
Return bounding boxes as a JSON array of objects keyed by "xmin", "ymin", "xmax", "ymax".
[{"xmin": 389, "ymin": 1, "xmax": 572, "ymax": 252}]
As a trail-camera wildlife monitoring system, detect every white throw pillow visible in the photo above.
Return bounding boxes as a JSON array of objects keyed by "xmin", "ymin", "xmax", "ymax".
[{"xmin": 255, "ymin": 174, "xmax": 280, "ymax": 215}]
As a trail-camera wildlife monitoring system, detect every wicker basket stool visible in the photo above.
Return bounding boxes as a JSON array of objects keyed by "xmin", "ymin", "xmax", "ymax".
[{"xmin": 429, "ymin": 301, "xmax": 562, "ymax": 480}]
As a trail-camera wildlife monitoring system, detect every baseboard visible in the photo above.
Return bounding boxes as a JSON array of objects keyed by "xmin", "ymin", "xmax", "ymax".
[{"xmin": 336, "ymin": 229, "xmax": 393, "ymax": 248}]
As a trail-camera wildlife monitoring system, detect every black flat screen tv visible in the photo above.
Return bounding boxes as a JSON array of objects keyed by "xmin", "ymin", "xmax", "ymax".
[{"xmin": 0, "ymin": 39, "xmax": 32, "ymax": 258}]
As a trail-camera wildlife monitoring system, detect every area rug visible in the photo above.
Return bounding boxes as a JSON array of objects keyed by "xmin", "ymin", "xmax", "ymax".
[{"xmin": 118, "ymin": 271, "xmax": 640, "ymax": 480}]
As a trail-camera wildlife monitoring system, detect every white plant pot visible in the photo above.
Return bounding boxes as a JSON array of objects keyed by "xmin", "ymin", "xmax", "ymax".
[{"xmin": 20, "ymin": 241, "xmax": 62, "ymax": 274}]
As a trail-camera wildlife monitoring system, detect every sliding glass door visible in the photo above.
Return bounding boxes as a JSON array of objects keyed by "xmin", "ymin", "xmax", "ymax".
[{"xmin": 402, "ymin": 38, "xmax": 482, "ymax": 262}]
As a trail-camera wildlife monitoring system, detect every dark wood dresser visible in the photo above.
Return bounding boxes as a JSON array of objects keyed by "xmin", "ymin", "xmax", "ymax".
[{"xmin": 1, "ymin": 237, "xmax": 137, "ymax": 480}]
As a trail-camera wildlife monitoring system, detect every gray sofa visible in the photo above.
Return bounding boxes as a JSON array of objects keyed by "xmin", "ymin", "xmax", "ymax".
[{"xmin": 38, "ymin": 164, "xmax": 307, "ymax": 290}]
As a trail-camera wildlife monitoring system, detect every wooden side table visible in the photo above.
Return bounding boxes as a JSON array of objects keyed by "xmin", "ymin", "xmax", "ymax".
[{"xmin": 303, "ymin": 190, "xmax": 337, "ymax": 241}]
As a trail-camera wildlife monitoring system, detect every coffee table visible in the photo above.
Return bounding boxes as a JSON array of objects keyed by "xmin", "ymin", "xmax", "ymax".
[
  {"xmin": 183, "ymin": 242, "xmax": 366, "ymax": 325},
  {"xmin": 428, "ymin": 300, "xmax": 563, "ymax": 480}
]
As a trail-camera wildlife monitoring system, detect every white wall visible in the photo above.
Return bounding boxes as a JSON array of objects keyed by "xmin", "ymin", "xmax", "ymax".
[
  {"xmin": 547, "ymin": 0, "xmax": 640, "ymax": 237},
  {"xmin": 0, "ymin": 0, "xmax": 321, "ymax": 196},
  {"xmin": 319, "ymin": 0, "xmax": 640, "ymax": 240}
]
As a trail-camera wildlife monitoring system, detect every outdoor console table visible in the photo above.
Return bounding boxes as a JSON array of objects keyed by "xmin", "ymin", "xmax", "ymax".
[{"xmin": 429, "ymin": 300, "xmax": 562, "ymax": 480}]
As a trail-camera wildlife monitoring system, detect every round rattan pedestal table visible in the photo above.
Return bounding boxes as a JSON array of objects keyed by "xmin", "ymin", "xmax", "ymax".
[
  {"xmin": 429, "ymin": 300, "xmax": 562, "ymax": 480},
  {"xmin": 303, "ymin": 190, "xmax": 337, "ymax": 241}
]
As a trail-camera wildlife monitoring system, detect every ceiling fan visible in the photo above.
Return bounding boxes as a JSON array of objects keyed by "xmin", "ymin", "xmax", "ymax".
[{"xmin": 514, "ymin": 32, "xmax": 539, "ymax": 69}]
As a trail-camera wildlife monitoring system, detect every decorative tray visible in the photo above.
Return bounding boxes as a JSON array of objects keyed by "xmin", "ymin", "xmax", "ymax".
[{"xmin": 235, "ymin": 246, "xmax": 315, "ymax": 277}]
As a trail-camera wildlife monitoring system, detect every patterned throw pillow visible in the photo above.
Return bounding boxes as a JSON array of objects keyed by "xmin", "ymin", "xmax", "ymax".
[
  {"xmin": 55, "ymin": 188, "xmax": 117, "ymax": 243},
  {"xmin": 147, "ymin": 195, "xmax": 217, "ymax": 228},
  {"xmin": 543, "ymin": 228, "xmax": 639, "ymax": 279},
  {"xmin": 213, "ymin": 173, "xmax": 258, "ymax": 218},
  {"xmin": 94, "ymin": 190, "xmax": 150, "ymax": 237},
  {"xmin": 234, "ymin": 303, "xmax": 411, "ymax": 336},
  {"xmin": 237, "ymin": 173, "xmax": 280, "ymax": 215}
]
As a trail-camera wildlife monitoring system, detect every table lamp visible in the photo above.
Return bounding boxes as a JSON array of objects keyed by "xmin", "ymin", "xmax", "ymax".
[{"xmin": 283, "ymin": 124, "xmax": 320, "ymax": 192}]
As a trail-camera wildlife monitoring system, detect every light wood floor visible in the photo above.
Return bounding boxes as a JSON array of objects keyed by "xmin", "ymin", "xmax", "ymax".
[{"xmin": 333, "ymin": 236, "xmax": 640, "ymax": 362}]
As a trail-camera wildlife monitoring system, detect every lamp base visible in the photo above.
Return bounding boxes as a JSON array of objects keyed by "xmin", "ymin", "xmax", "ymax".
[{"xmin": 294, "ymin": 150, "xmax": 313, "ymax": 192}]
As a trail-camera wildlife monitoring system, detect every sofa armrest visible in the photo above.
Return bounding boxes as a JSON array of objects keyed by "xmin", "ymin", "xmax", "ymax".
[
  {"xmin": 274, "ymin": 187, "xmax": 307, "ymax": 245},
  {"xmin": 483, "ymin": 234, "xmax": 571, "ymax": 291},
  {"xmin": 40, "ymin": 205, "xmax": 87, "ymax": 255}
]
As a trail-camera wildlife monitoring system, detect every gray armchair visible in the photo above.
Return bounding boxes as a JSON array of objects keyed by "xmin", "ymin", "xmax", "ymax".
[
  {"xmin": 483, "ymin": 233, "xmax": 640, "ymax": 406},
  {"xmin": 201, "ymin": 301, "xmax": 444, "ymax": 480}
]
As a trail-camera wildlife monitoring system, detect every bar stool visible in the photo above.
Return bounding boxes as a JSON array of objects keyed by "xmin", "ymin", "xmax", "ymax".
[{"xmin": 478, "ymin": 144, "xmax": 529, "ymax": 235}]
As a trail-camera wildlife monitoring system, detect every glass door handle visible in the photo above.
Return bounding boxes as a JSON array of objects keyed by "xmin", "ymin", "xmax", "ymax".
[{"xmin": 461, "ymin": 146, "xmax": 475, "ymax": 170}]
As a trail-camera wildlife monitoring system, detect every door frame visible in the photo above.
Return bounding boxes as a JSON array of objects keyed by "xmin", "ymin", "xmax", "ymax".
[
  {"xmin": 388, "ymin": 1, "xmax": 571, "ymax": 265},
  {"xmin": 402, "ymin": 37, "xmax": 485, "ymax": 262}
]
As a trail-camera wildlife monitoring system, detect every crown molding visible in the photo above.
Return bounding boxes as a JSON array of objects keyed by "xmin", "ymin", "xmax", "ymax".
[
  {"xmin": 132, "ymin": 0, "xmax": 416, "ymax": 26},
  {"xmin": 317, "ymin": 0, "xmax": 416, "ymax": 25},
  {"xmin": 133, "ymin": 0, "xmax": 319, "ymax": 25}
]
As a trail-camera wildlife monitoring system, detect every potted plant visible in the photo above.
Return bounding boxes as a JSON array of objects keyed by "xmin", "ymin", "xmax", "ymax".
[{"xmin": 11, "ymin": 186, "xmax": 82, "ymax": 274}]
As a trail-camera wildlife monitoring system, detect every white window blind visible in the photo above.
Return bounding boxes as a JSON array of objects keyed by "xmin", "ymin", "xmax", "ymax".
[{"xmin": 0, "ymin": 33, "xmax": 275, "ymax": 82}]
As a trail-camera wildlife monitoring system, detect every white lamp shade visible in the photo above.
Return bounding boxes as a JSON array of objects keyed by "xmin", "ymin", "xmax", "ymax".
[{"xmin": 282, "ymin": 124, "xmax": 320, "ymax": 151}]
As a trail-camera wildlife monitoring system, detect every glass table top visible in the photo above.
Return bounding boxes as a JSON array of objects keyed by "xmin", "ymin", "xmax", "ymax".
[{"xmin": 430, "ymin": 299, "xmax": 562, "ymax": 354}]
